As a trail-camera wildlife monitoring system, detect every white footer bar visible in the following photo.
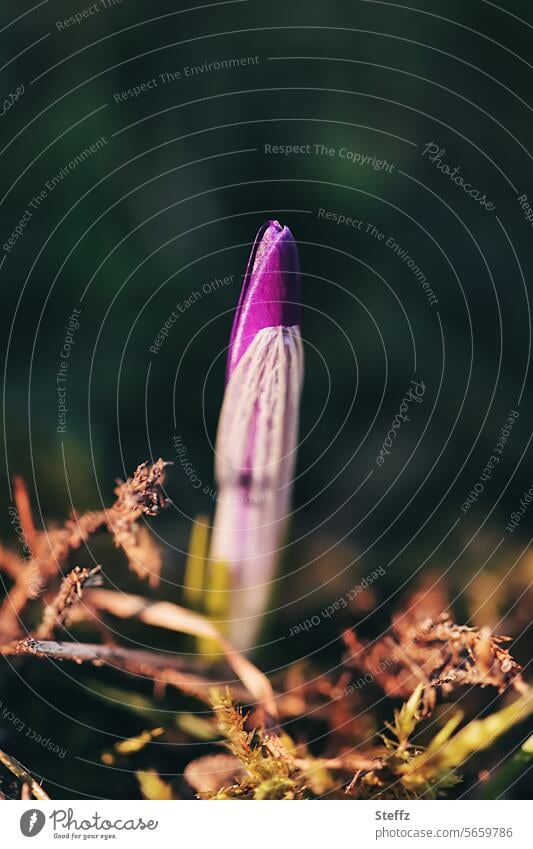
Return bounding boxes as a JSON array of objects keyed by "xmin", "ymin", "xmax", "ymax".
[{"xmin": 2, "ymin": 799, "xmax": 529, "ymax": 848}]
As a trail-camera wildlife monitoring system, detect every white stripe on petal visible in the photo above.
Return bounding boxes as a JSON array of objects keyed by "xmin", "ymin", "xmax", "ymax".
[{"xmin": 210, "ymin": 326, "xmax": 304, "ymax": 649}]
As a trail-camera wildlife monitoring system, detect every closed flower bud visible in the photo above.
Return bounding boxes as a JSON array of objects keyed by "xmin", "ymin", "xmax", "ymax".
[{"xmin": 210, "ymin": 221, "xmax": 304, "ymax": 650}]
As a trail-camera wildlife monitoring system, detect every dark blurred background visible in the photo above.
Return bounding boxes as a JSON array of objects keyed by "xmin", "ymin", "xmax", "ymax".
[{"xmin": 0, "ymin": 0, "xmax": 531, "ymax": 799}]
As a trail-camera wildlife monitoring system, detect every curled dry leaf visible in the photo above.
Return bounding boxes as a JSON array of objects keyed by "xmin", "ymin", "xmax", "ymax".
[
  {"xmin": 83, "ymin": 588, "xmax": 278, "ymax": 721},
  {"xmin": 184, "ymin": 754, "xmax": 243, "ymax": 795}
]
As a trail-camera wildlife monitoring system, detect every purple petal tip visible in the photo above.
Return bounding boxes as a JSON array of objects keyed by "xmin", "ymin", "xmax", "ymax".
[{"xmin": 226, "ymin": 220, "xmax": 301, "ymax": 380}]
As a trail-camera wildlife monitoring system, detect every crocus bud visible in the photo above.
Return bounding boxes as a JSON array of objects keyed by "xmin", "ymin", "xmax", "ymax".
[{"xmin": 210, "ymin": 220, "xmax": 304, "ymax": 650}]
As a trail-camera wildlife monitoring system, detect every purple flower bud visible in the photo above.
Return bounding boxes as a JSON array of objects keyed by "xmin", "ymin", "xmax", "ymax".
[
  {"xmin": 226, "ymin": 220, "xmax": 301, "ymax": 380},
  {"xmin": 210, "ymin": 221, "xmax": 304, "ymax": 650}
]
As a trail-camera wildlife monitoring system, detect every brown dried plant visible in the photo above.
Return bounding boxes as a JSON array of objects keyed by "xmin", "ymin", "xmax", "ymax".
[
  {"xmin": 0, "ymin": 466, "xmax": 530, "ymax": 802},
  {"xmin": 0, "ymin": 460, "xmax": 169, "ymax": 640},
  {"xmin": 342, "ymin": 579, "xmax": 525, "ymax": 717}
]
